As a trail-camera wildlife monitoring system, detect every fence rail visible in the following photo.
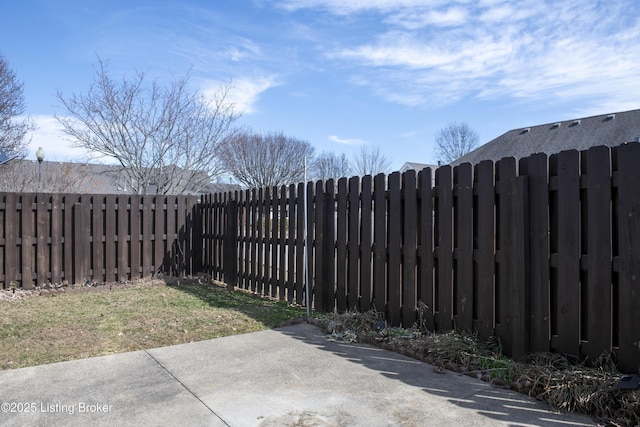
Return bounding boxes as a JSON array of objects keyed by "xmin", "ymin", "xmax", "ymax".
[
  {"xmin": 0, "ymin": 194, "xmax": 198, "ymax": 288},
  {"xmin": 200, "ymin": 142, "xmax": 640, "ymax": 374}
]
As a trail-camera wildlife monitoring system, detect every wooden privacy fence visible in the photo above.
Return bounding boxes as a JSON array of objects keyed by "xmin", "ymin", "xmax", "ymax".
[
  {"xmin": 0, "ymin": 194, "xmax": 198, "ymax": 288},
  {"xmin": 200, "ymin": 142, "xmax": 640, "ymax": 373}
]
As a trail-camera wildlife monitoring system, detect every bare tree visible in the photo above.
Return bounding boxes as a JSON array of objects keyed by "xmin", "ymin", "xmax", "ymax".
[
  {"xmin": 0, "ymin": 52, "xmax": 34, "ymax": 160},
  {"xmin": 55, "ymin": 58, "xmax": 239, "ymax": 194},
  {"xmin": 434, "ymin": 121, "xmax": 480, "ymax": 164},
  {"xmin": 351, "ymin": 145, "xmax": 392, "ymax": 176},
  {"xmin": 218, "ymin": 130, "xmax": 315, "ymax": 188},
  {"xmin": 311, "ymin": 151, "xmax": 353, "ymax": 182}
]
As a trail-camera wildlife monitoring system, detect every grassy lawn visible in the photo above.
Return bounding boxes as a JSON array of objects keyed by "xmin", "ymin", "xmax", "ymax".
[{"xmin": 0, "ymin": 278, "xmax": 309, "ymax": 370}]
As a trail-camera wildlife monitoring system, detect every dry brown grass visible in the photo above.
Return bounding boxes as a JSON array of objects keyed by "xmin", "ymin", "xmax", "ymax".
[{"xmin": 0, "ymin": 277, "xmax": 309, "ymax": 369}]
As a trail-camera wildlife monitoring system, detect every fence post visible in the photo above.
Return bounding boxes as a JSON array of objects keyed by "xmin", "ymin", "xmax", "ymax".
[{"xmin": 224, "ymin": 193, "xmax": 238, "ymax": 290}]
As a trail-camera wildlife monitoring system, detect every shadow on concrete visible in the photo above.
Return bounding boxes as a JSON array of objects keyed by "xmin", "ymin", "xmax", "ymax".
[{"xmin": 277, "ymin": 324, "xmax": 596, "ymax": 427}]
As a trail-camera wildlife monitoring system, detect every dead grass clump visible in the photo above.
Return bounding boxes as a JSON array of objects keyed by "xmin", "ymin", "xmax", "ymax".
[{"xmin": 513, "ymin": 353, "xmax": 640, "ymax": 426}]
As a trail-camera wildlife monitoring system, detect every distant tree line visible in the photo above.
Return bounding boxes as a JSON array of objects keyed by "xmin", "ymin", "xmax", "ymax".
[{"xmin": 2, "ymin": 52, "xmax": 477, "ymax": 193}]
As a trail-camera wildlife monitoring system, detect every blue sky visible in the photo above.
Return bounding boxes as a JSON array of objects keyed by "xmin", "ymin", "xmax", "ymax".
[{"xmin": 1, "ymin": 0, "xmax": 639, "ymax": 171}]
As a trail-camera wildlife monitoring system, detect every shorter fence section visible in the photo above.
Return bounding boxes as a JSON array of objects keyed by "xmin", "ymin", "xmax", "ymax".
[{"xmin": 0, "ymin": 193, "xmax": 198, "ymax": 288}]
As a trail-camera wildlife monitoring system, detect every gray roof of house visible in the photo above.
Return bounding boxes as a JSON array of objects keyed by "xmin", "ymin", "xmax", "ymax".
[{"xmin": 451, "ymin": 108, "xmax": 640, "ymax": 166}]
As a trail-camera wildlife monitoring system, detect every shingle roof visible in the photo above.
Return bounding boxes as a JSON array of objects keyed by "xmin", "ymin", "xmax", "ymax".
[{"xmin": 451, "ymin": 108, "xmax": 640, "ymax": 166}]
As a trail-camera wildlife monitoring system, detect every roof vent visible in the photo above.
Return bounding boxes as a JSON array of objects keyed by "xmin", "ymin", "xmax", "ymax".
[
  {"xmin": 551, "ymin": 122, "xmax": 561, "ymax": 129},
  {"xmin": 604, "ymin": 114, "xmax": 616, "ymax": 121},
  {"xmin": 520, "ymin": 127, "xmax": 531, "ymax": 134},
  {"xmin": 569, "ymin": 119, "xmax": 581, "ymax": 127}
]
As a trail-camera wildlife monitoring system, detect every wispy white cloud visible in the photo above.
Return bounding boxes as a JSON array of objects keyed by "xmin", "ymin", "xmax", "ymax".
[
  {"xmin": 385, "ymin": 7, "xmax": 469, "ymax": 29},
  {"xmin": 300, "ymin": 0, "xmax": 640, "ymax": 112},
  {"xmin": 202, "ymin": 76, "xmax": 280, "ymax": 114},
  {"xmin": 329, "ymin": 135, "xmax": 366, "ymax": 145},
  {"xmin": 224, "ymin": 38, "xmax": 262, "ymax": 62}
]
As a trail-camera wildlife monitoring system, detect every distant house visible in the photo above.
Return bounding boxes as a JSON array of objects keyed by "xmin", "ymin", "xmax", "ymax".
[
  {"xmin": 399, "ymin": 162, "xmax": 438, "ymax": 187},
  {"xmin": 451, "ymin": 108, "xmax": 640, "ymax": 166},
  {"xmin": 399, "ymin": 162, "xmax": 438, "ymax": 173},
  {"xmin": 0, "ymin": 159, "xmax": 240, "ymax": 195}
]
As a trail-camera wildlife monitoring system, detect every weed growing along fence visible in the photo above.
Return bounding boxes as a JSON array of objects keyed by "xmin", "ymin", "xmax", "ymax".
[{"xmin": 200, "ymin": 142, "xmax": 640, "ymax": 373}]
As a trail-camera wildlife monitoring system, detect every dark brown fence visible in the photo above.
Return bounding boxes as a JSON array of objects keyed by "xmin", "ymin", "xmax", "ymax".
[
  {"xmin": 1, "ymin": 143, "xmax": 638, "ymax": 373},
  {"xmin": 200, "ymin": 142, "xmax": 640, "ymax": 373},
  {"xmin": 0, "ymin": 194, "xmax": 198, "ymax": 289}
]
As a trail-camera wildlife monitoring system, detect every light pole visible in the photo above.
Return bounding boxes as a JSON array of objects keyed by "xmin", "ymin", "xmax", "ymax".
[{"xmin": 36, "ymin": 147, "xmax": 45, "ymax": 186}]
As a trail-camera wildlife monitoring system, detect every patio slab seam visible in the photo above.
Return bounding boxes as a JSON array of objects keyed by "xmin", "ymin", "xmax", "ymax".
[{"xmin": 143, "ymin": 349, "xmax": 230, "ymax": 426}]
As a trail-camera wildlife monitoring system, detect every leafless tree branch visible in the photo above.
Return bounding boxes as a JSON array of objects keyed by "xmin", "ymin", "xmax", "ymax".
[
  {"xmin": 218, "ymin": 130, "xmax": 315, "ymax": 189},
  {"xmin": 311, "ymin": 151, "xmax": 353, "ymax": 181},
  {"xmin": 0, "ymin": 52, "xmax": 34, "ymax": 160},
  {"xmin": 434, "ymin": 121, "xmax": 480, "ymax": 164},
  {"xmin": 54, "ymin": 58, "xmax": 239, "ymax": 194},
  {"xmin": 351, "ymin": 145, "xmax": 392, "ymax": 176}
]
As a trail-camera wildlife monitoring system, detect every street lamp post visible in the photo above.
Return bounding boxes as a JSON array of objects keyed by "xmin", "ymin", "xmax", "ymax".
[{"xmin": 36, "ymin": 147, "xmax": 45, "ymax": 186}]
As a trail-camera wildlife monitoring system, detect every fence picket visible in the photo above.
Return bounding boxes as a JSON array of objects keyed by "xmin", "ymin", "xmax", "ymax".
[
  {"xmin": 50, "ymin": 193, "xmax": 63, "ymax": 284},
  {"xmin": 494, "ymin": 158, "xmax": 517, "ymax": 355},
  {"xmin": 325, "ymin": 180, "xmax": 336, "ymax": 312},
  {"xmin": 35, "ymin": 194, "xmax": 48, "ymax": 286},
  {"xmin": 279, "ymin": 186, "xmax": 287, "ymax": 301},
  {"xmin": 287, "ymin": 184, "xmax": 296, "ymax": 303},
  {"xmin": 306, "ymin": 182, "xmax": 315, "ymax": 308},
  {"xmin": 583, "ymin": 146, "xmax": 613, "ymax": 361},
  {"xmin": 417, "ymin": 168, "xmax": 434, "ymax": 331},
  {"xmin": 435, "ymin": 166, "xmax": 453, "ymax": 331},
  {"xmin": 240, "ymin": 190, "xmax": 249, "ymax": 291},
  {"xmin": 130, "ymin": 196, "xmax": 141, "ymax": 279},
  {"xmin": 336, "ymin": 177, "xmax": 348, "ymax": 312},
  {"xmin": 360, "ymin": 175, "xmax": 373, "ymax": 312},
  {"xmin": 4, "ymin": 194, "xmax": 18, "ymax": 285},
  {"xmin": 270, "ymin": 187, "xmax": 279, "ymax": 298},
  {"xmin": 295, "ymin": 183, "xmax": 305, "ymax": 305},
  {"xmin": 520, "ymin": 153, "xmax": 550, "ymax": 352},
  {"xmin": 473, "ymin": 161, "xmax": 495, "ymax": 340},
  {"xmin": 250, "ymin": 189, "xmax": 258, "ymax": 293},
  {"xmin": 388, "ymin": 172, "xmax": 401, "ymax": 326},
  {"xmin": 348, "ymin": 176, "xmax": 360, "ymax": 311},
  {"xmin": 454, "ymin": 163, "xmax": 473, "ymax": 331},
  {"xmin": 74, "ymin": 199, "xmax": 91, "ymax": 284},
  {"xmin": 372, "ymin": 173, "xmax": 387, "ymax": 314},
  {"xmin": 402, "ymin": 170, "xmax": 417, "ymax": 328},
  {"xmin": 21, "ymin": 193, "xmax": 34, "ymax": 288},
  {"xmin": 549, "ymin": 150, "xmax": 581, "ymax": 357},
  {"xmin": 145, "ymin": 196, "xmax": 156, "ymax": 277},
  {"xmin": 614, "ymin": 142, "xmax": 640, "ymax": 373}
]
